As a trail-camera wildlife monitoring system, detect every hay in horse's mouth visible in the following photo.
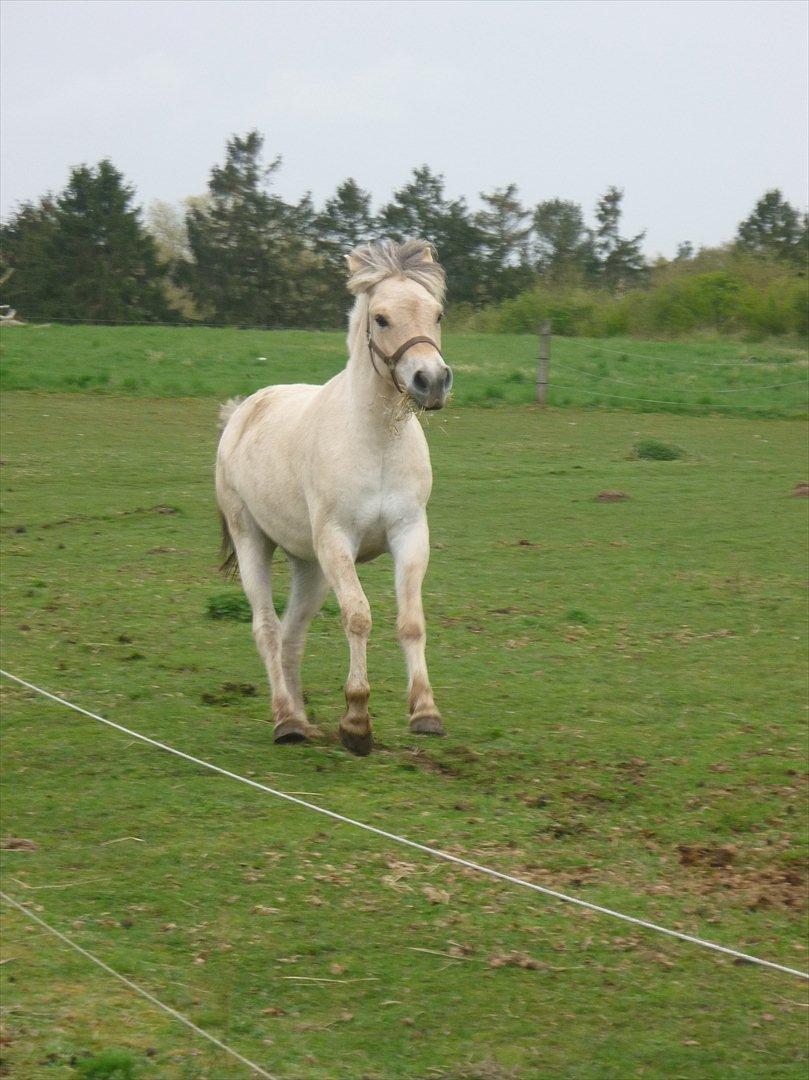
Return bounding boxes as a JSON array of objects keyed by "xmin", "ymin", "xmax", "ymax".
[{"xmin": 390, "ymin": 391, "xmax": 420, "ymax": 425}]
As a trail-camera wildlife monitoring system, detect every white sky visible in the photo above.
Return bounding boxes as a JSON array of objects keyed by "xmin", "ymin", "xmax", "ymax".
[{"xmin": 1, "ymin": 0, "xmax": 807, "ymax": 258}]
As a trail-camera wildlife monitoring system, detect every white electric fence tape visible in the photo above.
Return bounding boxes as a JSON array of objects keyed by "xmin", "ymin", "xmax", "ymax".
[
  {"xmin": 2, "ymin": 669, "xmax": 806, "ymax": 981},
  {"xmin": 0, "ymin": 891, "xmax": 275, "ymax": 1078}
]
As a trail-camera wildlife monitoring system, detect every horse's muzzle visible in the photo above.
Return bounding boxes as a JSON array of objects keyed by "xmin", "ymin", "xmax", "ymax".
[{"xmin": 407, "ymin": 364, "xmax": 453, "ymax": 410}]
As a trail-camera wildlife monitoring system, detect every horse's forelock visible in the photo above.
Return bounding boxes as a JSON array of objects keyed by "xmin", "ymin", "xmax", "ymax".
[{"xmin": 347, "ymin": 239, "xmax": 446, "ymax": 302}]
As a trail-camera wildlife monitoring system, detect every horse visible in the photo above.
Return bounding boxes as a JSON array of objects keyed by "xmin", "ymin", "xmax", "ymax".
[{"xmin": 215, "ymin": 239, "xmax": 453, "ymax": 756}]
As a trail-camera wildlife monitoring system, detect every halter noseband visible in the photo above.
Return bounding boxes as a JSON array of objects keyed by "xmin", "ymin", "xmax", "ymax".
[{"xmin": 366, "ymin": 307, "xmax": 443, "ymax": 394}]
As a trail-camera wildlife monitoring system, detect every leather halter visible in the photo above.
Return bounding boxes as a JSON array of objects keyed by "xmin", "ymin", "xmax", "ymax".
[{"xmin": 366, "ymin": 307, "xmax": 443, "ymax": 394}]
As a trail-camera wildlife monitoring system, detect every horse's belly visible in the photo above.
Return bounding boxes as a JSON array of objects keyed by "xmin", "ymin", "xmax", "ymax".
[
  {"xmin": 252, "ymin": 498, "xmax": 385, "ymax": 564},
  {"xmin": 251, "ymin": 498, "xmax": 316, "ymax": 560},
  {"xmin": 355, "ymin": 521, "xmax": 388, "ymax": 563},
  {"xmin": 229, "ymin": 451, "xmax": 315, "ymax": 558}
]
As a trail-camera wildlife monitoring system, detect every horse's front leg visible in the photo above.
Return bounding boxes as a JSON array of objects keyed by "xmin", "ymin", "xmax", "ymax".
[
  {"xmin": 390, "ymin": 518, "xmax": 445, "ymax": 736},
  {"xmin": 315, "ymin": 528, "xmax": 374, "ymax": 756}
]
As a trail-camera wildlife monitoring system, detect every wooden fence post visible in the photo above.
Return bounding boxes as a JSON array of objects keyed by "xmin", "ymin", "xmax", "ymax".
[{"xmin": 536, "ymin": 321, "xmax": 551, "ymax": 405}]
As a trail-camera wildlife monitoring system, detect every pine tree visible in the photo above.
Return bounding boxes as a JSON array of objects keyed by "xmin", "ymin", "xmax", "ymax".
[
  {"xmin": 593, "ymin": 186, "xmax": 646, "ymax": 291},
  {"xmin": 1, "ymin": 161, "xmax": 168, "ymax": 321},
  {"xmin": 736, "ymin": 190, "xmax": 808, "ymax": 266},
  {"xmin": 532, "ymin": 199, "xmax": 595, "ymax": 280},
  {"xmin": 674, "ymin": 241, "xmax": 694, "ymax": 261},
  {"xmin": 0, "ymin": 199, "xmax": 57, "ymax": 318},
  {"xmin": 316, "ymin": 179, "xmax": 376, "ymax": 262},
  {"xmin": 379, "ymin": 166, "xmax": 484, "ymax": 303},
  {"xmin": 314, "ymin": 178, "xmax": 377, "ymax": 324},
  {"xmin": 475, "ymin": 184, "xmax": 533, "ymax": 300},
  {"xmin": 183, "ymin": 131, "xmax": 322, "ymax": 326}
]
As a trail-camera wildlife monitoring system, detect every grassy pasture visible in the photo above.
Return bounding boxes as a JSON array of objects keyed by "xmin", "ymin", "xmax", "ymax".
[
  {"xmin": 0, "ymin": 326, "xmax": 808, "ymax": 1078},
  {"xmin": 0, "ymin": 323, "xmax": 807, "ymax": 417}
]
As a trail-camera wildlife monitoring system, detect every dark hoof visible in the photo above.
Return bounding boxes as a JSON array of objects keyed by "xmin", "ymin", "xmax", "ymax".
[
  {"xmin": 410, "ymin": 715, "xmax": 446, "ymax": 736},
  {"xmin": 274, "ymin": 717, "xmax": 318, "ymax": 745},
  {"xmin": 339, "ymin": 725, "xmax": 373, "ymax": 757}
]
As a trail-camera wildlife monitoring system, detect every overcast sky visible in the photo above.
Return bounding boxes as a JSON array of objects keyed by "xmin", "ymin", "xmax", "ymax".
[{"xmin": 1, "ymin": 0, "xmax": 806, "ymax": 257}]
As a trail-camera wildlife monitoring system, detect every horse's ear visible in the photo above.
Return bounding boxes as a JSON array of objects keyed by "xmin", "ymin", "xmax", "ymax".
[
  {"xmin": 345, "ymin": 252, "xmax": 364, "ymax": 277},
  {"xmin": 417, "ymin": 243, "xmax": 434, "ymax": 264}
]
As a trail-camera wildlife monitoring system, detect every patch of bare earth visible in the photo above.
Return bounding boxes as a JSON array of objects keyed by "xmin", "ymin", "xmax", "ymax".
[{"xmin": 676, "ymin": 844, "xmax": 807, "ymax": 911}]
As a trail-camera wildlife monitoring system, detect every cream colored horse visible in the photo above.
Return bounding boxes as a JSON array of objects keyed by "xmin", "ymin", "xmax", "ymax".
[{"xmin": 216, "ymin": 240, "xmax": 453, "ymax": 756}]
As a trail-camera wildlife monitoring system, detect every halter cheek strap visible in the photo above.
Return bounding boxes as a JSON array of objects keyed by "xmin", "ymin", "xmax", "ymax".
[{"xmin": 366, "ymin": 309, "xmax": 443, "ymax": 394}]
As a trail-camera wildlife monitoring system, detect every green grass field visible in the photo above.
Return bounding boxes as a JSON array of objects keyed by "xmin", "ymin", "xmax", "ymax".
[
  {"xmin": 1, "ymin": 325, "xmax": 808, "ymax": 1078},
  {"xmin": 1, "ymin": 324, "xmax": 807, "ymax": 416}
]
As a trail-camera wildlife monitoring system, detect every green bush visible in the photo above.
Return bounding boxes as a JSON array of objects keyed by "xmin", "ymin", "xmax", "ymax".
[
  {"xmin": 633, "ymin": 438, "xmax": 685, "ymax": 461},
  {"xmin": 206, "ymin": 590, "xmax": 339, "ymax": 621},
  {"xmin": 206, "ymin": 591, "xmax": 254, "ymax": 621},
  {"xmin": 566, "ymin": 608, "xmax": 593, "ymax": 624},
  {"xmin": 452, "ymin": 251, "xmax": 809, "ymax": 340},
  {"xmin": 76, "ymin": 1050, "xmax": 139, "ymax": 1080},
  {"xmin": 456, "ymin": 285, "xmax": 598, "ymax": 336}
]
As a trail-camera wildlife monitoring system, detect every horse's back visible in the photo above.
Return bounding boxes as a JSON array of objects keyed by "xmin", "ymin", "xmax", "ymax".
[{"xmin": 218, "ymin": 383, "xmax": 320, "ymax": 459}]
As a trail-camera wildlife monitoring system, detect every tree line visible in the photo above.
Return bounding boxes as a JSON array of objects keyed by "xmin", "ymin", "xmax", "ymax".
[{"xmin": 1, "ymin": 130, "xmax": 806, "ymax": 334}]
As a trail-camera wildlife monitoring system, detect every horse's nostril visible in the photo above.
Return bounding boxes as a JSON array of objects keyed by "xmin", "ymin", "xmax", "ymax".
[
  {"xmin": 443, "ymin": 366, "xmax": 453, "ymax": 390},
  {"xmin": 413, "ymin": 370, "xmax": 429, "ymax": 394}
]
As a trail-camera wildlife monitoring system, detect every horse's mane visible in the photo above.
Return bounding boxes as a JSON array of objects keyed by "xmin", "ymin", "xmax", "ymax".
[{"xmin": 346, "ymin": 239, "xmax": 446, "ymax": 303}]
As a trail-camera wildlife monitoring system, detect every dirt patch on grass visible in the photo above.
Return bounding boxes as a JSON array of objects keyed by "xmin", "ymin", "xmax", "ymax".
[
  {"xmin": 676, "ymin": 844, "xmax": 806, "ymax": 910},
  {"xmin": 0, "ymin": 504, "xmax": 179, "ymax": 532},
  {"xmin": 488, "ymin": 950, "xmax": 544, "ymax": 970},
  {"xmin": 677, "ymin": 843, "xmax": 737, "ymax": 868},
  {"xmin": 398, "ymin": 744, "xmax": 484, "ymax": 780},
  {"xmin": 201, "ymin": 682, "xmax": 258, "ymax": 706}
]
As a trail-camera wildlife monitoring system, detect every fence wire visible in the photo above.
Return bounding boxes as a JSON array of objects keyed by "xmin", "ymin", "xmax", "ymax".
[{"xmin": 3, "ymin": 668, "xmax": 807, "ymax": 982}]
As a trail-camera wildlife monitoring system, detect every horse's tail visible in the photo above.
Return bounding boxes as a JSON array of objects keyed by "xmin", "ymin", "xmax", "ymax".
[
  {"xmin": 216, "ymin": 398, "xmax": 243, "ymax": 580},
  {"xmin": 218, "ymin": 396, "xmax": 243, "ymax": 436},
  {"xmin": 218, "ymin": 510, "xmax": 239, "ymax": 580}
]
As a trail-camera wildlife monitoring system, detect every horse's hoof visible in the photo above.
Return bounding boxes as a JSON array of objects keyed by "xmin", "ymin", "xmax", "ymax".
[
  {"xmin": 274, "ymin": 717, "xmax": 318, "ymax": 745},
  {"xmin": 410, "ymin": 715, "xmax": 446, "ymax": 736},
  {"xmin": 339, "ymin": 725, "xmax": 373, "ymax": 757}
]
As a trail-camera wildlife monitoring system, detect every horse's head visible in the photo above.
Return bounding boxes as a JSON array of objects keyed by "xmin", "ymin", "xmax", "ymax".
[{"xmin": 347, "ymin": 240, "xmax": 453, "ymax": 411}]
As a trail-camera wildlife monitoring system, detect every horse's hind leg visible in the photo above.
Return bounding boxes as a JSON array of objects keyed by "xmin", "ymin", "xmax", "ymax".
[
  {"xmin": 223, "ymin": 503, "xmax": 315, "ymax": 743},
  {"xmin": 281, "ymin": 557, "xmax": 330, "ymax": 719}
]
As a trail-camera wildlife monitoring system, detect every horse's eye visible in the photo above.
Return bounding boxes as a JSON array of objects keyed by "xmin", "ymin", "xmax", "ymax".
[
  {"xmin": 375, "ymin": 314, "xmax": 389, "ymax": 328},
  {"xmin": 436, "ymin": 311, "xmax": 444, "ymax": 324}
]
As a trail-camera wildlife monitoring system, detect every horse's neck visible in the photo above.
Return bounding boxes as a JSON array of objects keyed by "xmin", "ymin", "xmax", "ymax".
[{"xmin": 343, "ymin": 295, "xmax": 401, "ymax": 424}]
